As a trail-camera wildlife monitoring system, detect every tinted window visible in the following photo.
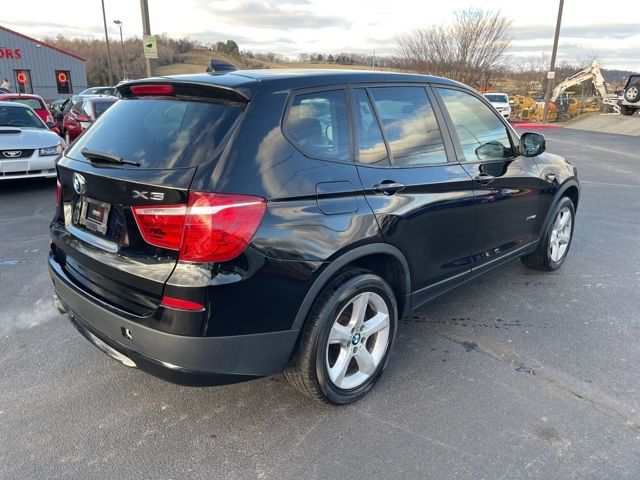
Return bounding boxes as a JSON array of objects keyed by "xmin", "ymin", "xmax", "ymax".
[
  {"xmin": 437, "ymin": 88, "xmax": 514, "ymax": 162},
  {"xmin": 67, "ymin": 98, "xmax": 243, "ymax": 169},
  {"xmin": 370, "ymin": 87, "xmax": 447, "ymax": 166},
  {"xmin": 353, "ymin": 88, "xmax": 388, "ymax": 165},
  {"xmin": 0, "ymin": 105, "xmax": 44, "ymax": 128},
  {"xmin": 287, "ymin": 90, "xmax": 350, "ymax": 161}
]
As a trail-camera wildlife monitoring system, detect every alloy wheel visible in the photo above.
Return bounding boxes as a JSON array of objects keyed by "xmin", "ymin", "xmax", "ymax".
[
  {"xmin": 325, "ymin": 291, "xmax": 391, "ymax": 390},
  {"xmin": 549, "ymin": 206, "xmax": 572, "ymax": 263}
]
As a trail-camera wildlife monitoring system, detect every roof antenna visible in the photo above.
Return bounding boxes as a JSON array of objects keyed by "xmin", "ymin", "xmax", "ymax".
[{"xmin": 206, "ymin": 60, "xmax": 238, "ymax": 73}]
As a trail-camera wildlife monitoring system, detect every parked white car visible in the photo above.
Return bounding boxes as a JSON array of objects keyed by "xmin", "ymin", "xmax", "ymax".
[
  {"xmin": 484, "ymin": 93, "xmax": 511, "ymax": 120},
  {"xmin": 0, "ymin": 101, "xmax": 65, "ymax": 180}
]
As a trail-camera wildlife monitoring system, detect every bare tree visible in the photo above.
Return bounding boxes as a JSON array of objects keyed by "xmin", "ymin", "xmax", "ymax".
[{"xmin": 397, "ymin": 9, "xmax": 512, "ymax": 85}]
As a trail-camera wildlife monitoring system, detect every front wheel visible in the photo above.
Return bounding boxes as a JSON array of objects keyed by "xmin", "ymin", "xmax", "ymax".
[
  {"xmin": 285, "ymin": 269, "xmax": 397, "ymax": 404},
  {"xmin": 521, "ymin": 196, "xmax": 575, "ymax": 271}
]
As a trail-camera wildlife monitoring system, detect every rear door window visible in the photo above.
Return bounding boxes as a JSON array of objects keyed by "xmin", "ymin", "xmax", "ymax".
[
  {"xmin": 436, "ymin": 88, "xmax": 514, "ymax": 162},
  {"xmin": 286, "ymin": 89, "xmax": 350, "ymax": 161},
  {"xmin": 353, "ymin": 88, "xmax": 389, "ymax": 165},
  {"xmin": 369, "ymin": 87, "xmax": 448, "ymax": 166},
  {"xmin": 66, "ymin": 98, "xmax": 244, "ymax": 169}
]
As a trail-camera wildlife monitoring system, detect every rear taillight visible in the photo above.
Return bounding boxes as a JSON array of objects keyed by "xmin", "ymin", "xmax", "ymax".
[
  {"xmin": 132, "ymin": 192, "xmax": 266, "ymax": 262},
  {"xmin": 55, "ymin": 179, "xmax": 62, "ymax": 206}
]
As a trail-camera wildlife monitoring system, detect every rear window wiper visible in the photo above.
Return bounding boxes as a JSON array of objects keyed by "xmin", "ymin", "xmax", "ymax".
[{"xmin": 81, "ymin": 148, "xmax": 140, "ymax": 166}]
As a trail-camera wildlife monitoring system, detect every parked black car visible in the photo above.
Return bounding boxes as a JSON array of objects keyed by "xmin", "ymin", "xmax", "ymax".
[{"xmin": 49, "ymin": 70, "xmax": 579, "ymax": 404}]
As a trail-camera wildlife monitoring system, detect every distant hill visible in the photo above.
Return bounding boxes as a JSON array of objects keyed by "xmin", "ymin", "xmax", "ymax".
[
  {"xmin": 601, "ymin": 69, "xmax": 637, "ymax": 86},
  {"xmin": 155, "ymin": 49, "xmax": 399, "ymax": 76}
]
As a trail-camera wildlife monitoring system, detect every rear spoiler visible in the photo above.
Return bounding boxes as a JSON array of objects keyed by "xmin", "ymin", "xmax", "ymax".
[{"xmin": 117, "ymin": 79, "xmax": 251, "ymax": 104}]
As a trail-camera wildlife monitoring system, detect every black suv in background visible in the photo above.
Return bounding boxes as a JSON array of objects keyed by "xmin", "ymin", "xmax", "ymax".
[{"xmin": 50, "ymin": 70, "xmax": 579, "ymax": 404}]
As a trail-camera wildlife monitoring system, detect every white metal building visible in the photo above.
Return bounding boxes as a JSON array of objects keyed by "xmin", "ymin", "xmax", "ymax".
[{"xmin": 0, "ymin": 25, "xmax": 87, "ymax": 101}]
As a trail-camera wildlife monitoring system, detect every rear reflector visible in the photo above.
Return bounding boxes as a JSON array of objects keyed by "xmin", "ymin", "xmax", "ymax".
[
  {"xmin": 130, "ymin": 84, "xmax": 174, "ymax": 96},
  {"xmin": 132, "ymin": 192, "xmax": 266, "ymax": 262},
  {"xmin": 160, "ymin": 295, "xmax": 205, "ymax": 311}
]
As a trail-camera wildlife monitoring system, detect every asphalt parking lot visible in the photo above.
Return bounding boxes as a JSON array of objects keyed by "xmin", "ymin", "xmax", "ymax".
[{"xmin": 1, "ymin": 127, "xmax": 639, "ymax": 479}]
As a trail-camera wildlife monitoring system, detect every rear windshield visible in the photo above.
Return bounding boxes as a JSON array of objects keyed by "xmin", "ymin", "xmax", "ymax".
[
  {"xmin": 67, "ymin": 98, "xmax": 244, "ymax": 169},
  {"xmin": 7, "ymin": 98, "xmax": 44, "ymax": 110},
  {"xmin": 484, "ymin": 94, "xmax": 508, "ymax": 103}
]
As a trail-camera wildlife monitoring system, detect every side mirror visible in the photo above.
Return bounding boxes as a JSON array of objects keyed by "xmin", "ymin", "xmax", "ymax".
[{"xmin": 520, "ymin": 132, "xmax": 546, "ymax": 157}]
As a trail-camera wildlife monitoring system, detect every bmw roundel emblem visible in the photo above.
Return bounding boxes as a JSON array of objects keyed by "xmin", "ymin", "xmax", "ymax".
[{"xmin": 73, "ymin": 173, "xmax": 86, "ymax": 195}]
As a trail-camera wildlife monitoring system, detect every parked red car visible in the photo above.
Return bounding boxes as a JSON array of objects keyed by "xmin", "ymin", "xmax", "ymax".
[
  {"xmin": 0, "ymin": 93, "xmax": 59, "ymax": 135},
  {"xmin": 62, "ymin": 96, "xmax": 118, "ymax": 143}
]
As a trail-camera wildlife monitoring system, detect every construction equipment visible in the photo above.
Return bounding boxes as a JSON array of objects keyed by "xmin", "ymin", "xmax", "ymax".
[
  {"xmin": 550, "ymin": 61, "xmax": 620, "ymax": 113},
  {"xmin": 512, "ymin": 95, "xmax": 557, "ymax": 122}
]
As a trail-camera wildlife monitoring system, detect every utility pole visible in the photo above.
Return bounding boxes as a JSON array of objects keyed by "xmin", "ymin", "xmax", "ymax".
[
  {"xmin": 101, "ymin": 0, "xmax": 114, "ymax": 85},
  {"xmin": 140, "ymin": 0, "xmax": 152, "ymax": 77},
  {"xmin": 114, "ymin": 20, "xmax": 126, "ymax": 80},
  {"xmin": 542, "ymin": 0, "xmax": 564, "ymax": 124}
]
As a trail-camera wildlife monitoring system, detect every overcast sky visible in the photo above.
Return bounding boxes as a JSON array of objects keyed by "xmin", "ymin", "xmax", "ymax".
[{"xmin": 4, "ymin": 0, "xmax": 639, "ymax": 70}]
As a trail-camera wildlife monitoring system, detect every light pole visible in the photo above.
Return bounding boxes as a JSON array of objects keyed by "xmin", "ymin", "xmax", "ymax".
[
  {"xmin": 542, "ymin": 0, "xmax": 564, "ymax": 124},
  {"xmin": 140, "ymin": 0, "xmax": 152, "ymax": 77},
  {"xmin": 114, "ymin": 20, "xmax": 126, "ymax": 80},
  {"xmin": 101, "ymin": 0, "xmax": 114, "ymax": 85}
]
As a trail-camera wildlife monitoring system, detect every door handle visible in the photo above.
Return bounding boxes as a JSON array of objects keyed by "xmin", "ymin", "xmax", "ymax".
[
  {"xmin": 372, "ymin": 181, "xmax": 405, "ymax": 195},
  {"xmin": 474, "ymin": 173, "xmax": 495, "ymax": 185}
]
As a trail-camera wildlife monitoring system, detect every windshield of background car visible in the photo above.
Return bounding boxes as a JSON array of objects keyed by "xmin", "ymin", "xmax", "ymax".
[
  {"xmin": 0, "ymin": 105, "xmax": 45, "ymax": 128},
  {"xmin": 484, "ymin": 94, "xmax": 508, "ymax": 103},
  {"xmin": 66, "ymin": 98, "xmax": 244, "ymax": 168}
]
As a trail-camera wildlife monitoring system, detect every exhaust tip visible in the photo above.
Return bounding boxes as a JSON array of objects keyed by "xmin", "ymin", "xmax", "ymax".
[{"xmin": 53, "ymin": 294, "xmax": 68, "ymax": 314}]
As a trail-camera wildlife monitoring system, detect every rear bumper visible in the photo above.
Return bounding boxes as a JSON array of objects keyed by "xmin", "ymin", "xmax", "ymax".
[{"xmin": 49, "ymin": 257, "xmax": 299, "ymax": 386}]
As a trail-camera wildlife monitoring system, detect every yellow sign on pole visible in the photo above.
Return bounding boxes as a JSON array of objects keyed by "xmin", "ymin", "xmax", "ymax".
[{"xmin": 143, "ymin": 35, "xmax": 158, "ymax": 59}]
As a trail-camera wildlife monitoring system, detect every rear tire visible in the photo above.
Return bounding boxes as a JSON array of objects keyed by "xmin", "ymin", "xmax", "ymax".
[
  {"xmin": 284, "ymin": 268, "xmax": 397, "ymax": 404},
  {"xmin": 620, "ymin": 105, "xmax": 636, "ymax": 116},
  {"xmin": 521, "ymin": 196, "xmax": 575, "ymax": 271}
]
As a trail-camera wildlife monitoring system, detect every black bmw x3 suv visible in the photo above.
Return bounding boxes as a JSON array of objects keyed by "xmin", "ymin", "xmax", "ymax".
[{"xmin": 50, "ymin": 70, "xmax": 579, "ymax": 404}]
